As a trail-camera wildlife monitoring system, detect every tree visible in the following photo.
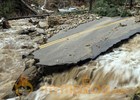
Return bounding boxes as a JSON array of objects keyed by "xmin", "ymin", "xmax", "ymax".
[
  {"xmin": 129, "ymin": 0, "xmax": 133, "ymax": 9},
  {"xmin": 89, "ymin": 0, "xmax": 93, "ymax": 12}
]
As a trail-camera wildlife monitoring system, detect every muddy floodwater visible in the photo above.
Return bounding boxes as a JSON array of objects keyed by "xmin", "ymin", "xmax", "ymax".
[
  {"xmin": 26, "ymin": 34, "xmax": 140, "ymax": 100},
  {"xmin": 0, "ymin": 19, "xmax": 38, "ymax": 99},
  {"xmin": 0, "ymin": 19, "xmax": 140, "ymax": 100}
]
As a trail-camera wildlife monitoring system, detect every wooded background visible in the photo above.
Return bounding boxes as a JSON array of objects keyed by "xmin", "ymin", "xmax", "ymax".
[{"xmin": 0, "ymin": 0, "xmax": 138, "ymax": 18}]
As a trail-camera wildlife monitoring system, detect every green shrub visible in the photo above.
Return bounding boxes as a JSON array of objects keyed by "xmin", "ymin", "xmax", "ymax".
[
  {"xmin": 93, "ymin": 0, "xmax": 131, "ymax": 17},
  {"xmin": 0, "ymin": 0, "xmax": 15, "ymax": 17}
]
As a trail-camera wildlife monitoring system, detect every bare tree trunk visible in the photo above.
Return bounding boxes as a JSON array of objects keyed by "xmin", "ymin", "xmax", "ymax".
[
  {"xmin": 8, "ymin": 14, "xmax": 49, "ymax": 20},
  {"xmin": 129, "ymin": 0, "xmax": 133, "ymax": 9},
  {"xmin": 89, "ymin": 0, "xmax": 95, "ymax": 12}
]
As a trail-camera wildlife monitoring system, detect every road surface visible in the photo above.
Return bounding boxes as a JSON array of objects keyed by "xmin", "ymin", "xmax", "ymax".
[{"xmin": 33, "ymin": 17, "xmax": 140, "ymax": 66}]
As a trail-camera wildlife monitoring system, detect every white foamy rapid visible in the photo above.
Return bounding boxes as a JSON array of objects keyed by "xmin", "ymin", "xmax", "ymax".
[
  {"xmin": 2, "ymin": 18, "xmax": 140, "ymax": 100},
  {"xmin": 26, "ymin": 34, "xmax": 140, "ymax": 100}
]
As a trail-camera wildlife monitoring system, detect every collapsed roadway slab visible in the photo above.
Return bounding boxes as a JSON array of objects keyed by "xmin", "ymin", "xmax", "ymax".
[{"xmin": 33, "ymin": 17, "xmax": 140, "ymax": 66}]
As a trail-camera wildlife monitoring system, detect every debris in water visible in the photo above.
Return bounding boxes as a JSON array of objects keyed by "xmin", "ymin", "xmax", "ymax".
[
  {"xmin": 0, "ymin": 17, "xmax": 11, "ymax": 29},
  {"xmin": 13, "ymin": 75, "xmax": 33, "ymax": 96}
]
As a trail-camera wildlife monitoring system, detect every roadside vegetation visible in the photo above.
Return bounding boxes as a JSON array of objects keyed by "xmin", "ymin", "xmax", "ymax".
[
  {"xmin": 0, "ymin": 0, "xmax": 16, "ymax": 17},
  {"xmin": 93, "ymin": 0, "xmax": 132, "ymax": 17},
  {"xmin": 0, "ymin": 0, "xmax": 138, "ymax": 18}
]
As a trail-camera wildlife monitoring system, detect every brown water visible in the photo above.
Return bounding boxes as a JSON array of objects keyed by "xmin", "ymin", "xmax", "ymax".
[
  {"xmin": 0, "ymin": 20, "xmax": 38, "ymax": 99},
  {"xmin": 1, "ymin": 18, "xmax": 140, "ymax": 100},
  {"xmin": 1, "ymin": 15, "xmax": 97, "ymax": 99},
  {"xmin": 22, "ymin": 34, "xmax": 140, "ymax": 100}
]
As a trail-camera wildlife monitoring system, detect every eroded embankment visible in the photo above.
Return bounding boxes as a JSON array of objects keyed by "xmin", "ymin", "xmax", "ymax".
[{"xmin": 18, "ymin": 34, "xmax": 140, "ymax": 100}]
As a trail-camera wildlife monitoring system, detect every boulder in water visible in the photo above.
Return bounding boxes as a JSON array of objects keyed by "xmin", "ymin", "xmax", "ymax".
[{"xmin": 0, "ymin": 17, "xmax": 11, "ymax": 29}]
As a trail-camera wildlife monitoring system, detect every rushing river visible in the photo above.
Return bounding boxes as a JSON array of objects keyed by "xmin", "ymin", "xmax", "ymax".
[
  {"xmin": 0, "ymin": 19, "xmax": 140, "ymax": 100},
  {"xmin": 0, "ymin": 19, "xmax": 38, "ymax": 99},
  {"xmin": 12, "ymin": 34, "xmax": 139, "ymax": 100}
]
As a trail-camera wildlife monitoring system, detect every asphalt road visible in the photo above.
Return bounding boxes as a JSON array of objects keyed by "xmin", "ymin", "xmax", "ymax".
[{"xmin": 33, "ymin": 17, "xmax": 140, "ymax": 66}]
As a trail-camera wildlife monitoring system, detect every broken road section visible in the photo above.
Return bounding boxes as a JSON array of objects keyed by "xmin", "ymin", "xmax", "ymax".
[{"xmin": 33, "ymin": 17, "xmax": 140, "ymax": 66}]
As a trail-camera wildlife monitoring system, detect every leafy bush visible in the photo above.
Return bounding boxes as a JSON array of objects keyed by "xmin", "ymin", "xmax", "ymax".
[
  {"xmin": 0, "ymin": 0, "xmax": 16, "ymax": 18},
  {"xmin": 93, "ymin": 0, "xmax": 131, "ymax": 17}
]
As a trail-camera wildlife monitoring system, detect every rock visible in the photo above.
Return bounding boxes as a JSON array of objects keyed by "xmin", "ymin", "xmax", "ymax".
[
  {"xmin": 21, "ymin": 45, "xmax": 34, "ymax": 49},
  {"xmin": 16, "ymin": 27, "xmax": 36, "ymax": 35},
  {"xmin": 28, "ymin": 27, "xmax": 36, "ymax": 32},
  {"xmin": 47, "ymin": 33, "xmax": 51, "ymax": 38},
  {"xmin": 96, "ymin": 16, "xmax": 101, "ymax": 20},
  {"xmin": 135, "ymin": 15, "xmax": 140, "ymax": 23},
  {"xmin": 0, "ymin": 17, "xmax": 11, "ymax": 29},
  {"xmin": 36, "ymin": 28, "xmax": 45, "ymax": 34},
  {"xmin": 28, "ymin": 19, "xmax": 39, "ymax": 25},
  {"xmin": 47, "ymin": 16, "xmax": 61, "ymax": 28},
  {"xmin": 33, "ymin": 35, "xmax": 47, "ymax": 44},
  {"xmin": 20, "ymin": 29, "xmax": 29, "ymax": 35},
  {"xmin": 119, "ymin": 23, "xmax": 127, "ymax": 27},
  {"xmin": 33, "ymin": 36, "xmax": 43, "ymax": 42},
  {"xmin": 25, "ymin": 59, "xmax": 35, "ymax": 68},
  {"xmin": 38, "ymin": 21, "xmax": 49, "ymax": 29},
  {"xmin": 47, "ymin": 32, "xmax": 54, "ymax": 38},
  {"xmin": 43, "ymin": 36, "xmax": 48, "ymax": 44},
  {"xmin": 48, "ymin": 28, "xmax": 55, "ymax": 31}
]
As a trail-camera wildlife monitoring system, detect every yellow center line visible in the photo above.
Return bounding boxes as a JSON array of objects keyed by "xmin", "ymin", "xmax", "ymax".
[{"xmin": 39, "ymin": 17, "xmax": 133, "ymax": 49}]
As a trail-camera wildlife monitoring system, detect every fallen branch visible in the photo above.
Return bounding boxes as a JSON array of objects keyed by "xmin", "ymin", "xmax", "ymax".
[
  {"xmin": 8, "ymin": 14, "xmax": 49, "ymax": 20},
  {"xmin": 20, "ymin": 0, "xmax": 38, "ymax": 15}
]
